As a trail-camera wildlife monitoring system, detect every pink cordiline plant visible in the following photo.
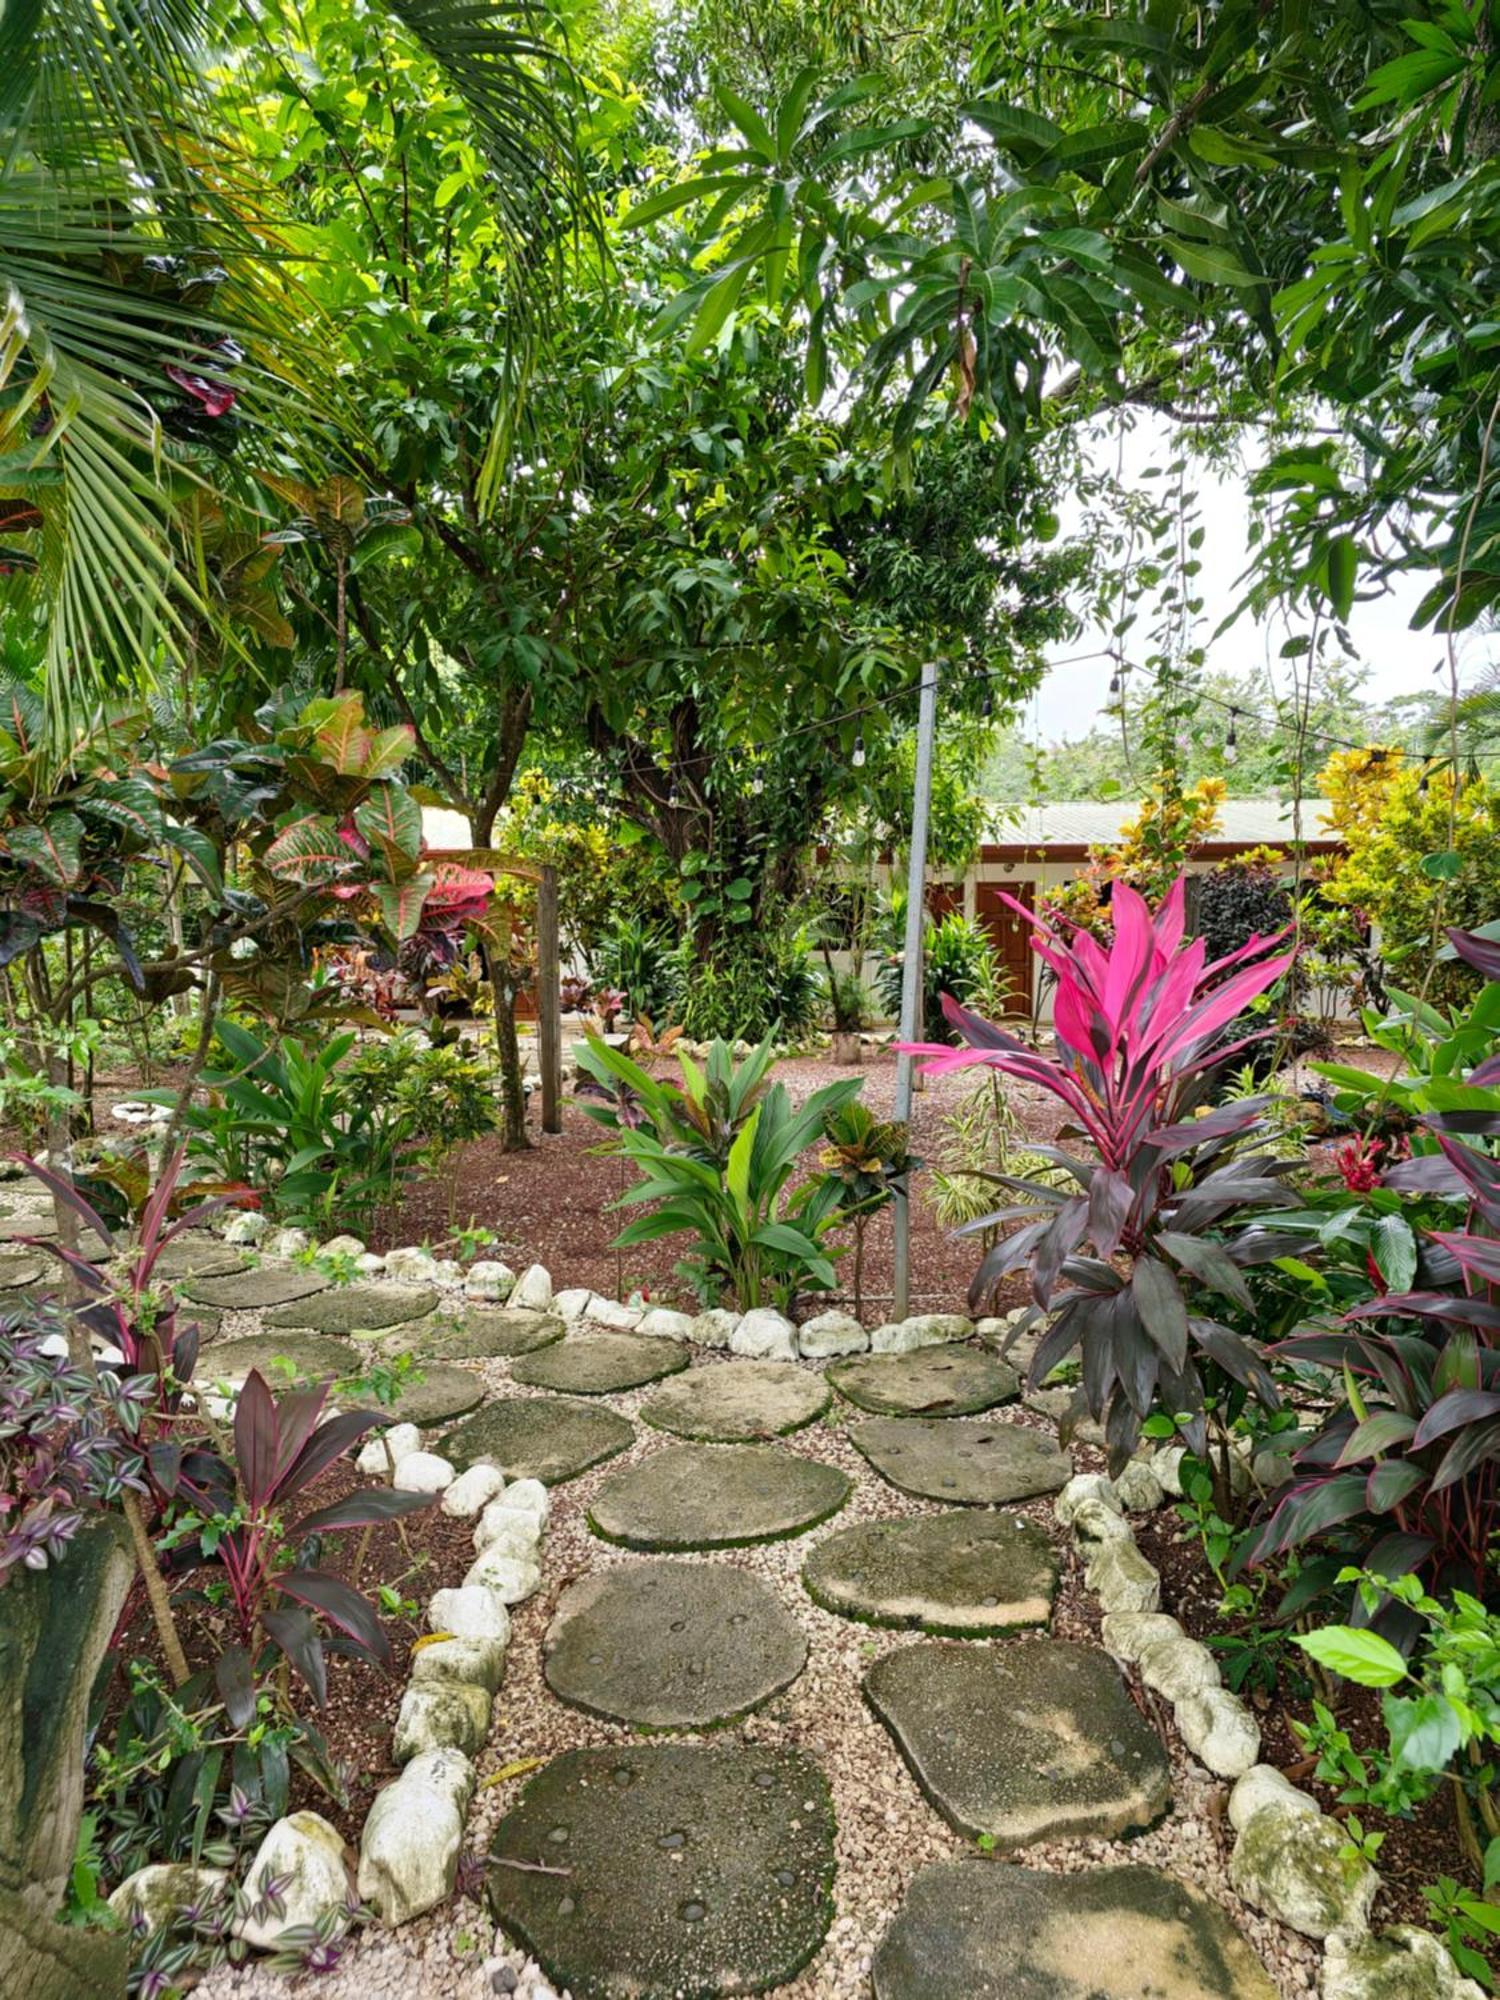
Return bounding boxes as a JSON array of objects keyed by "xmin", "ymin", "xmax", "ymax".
[{"xmin": 904, "ymin": 875, "xmax": 1299, "ymax": 1473}]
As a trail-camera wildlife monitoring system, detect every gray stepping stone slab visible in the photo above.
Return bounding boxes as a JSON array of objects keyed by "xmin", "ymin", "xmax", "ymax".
[
  {"xmin": 442, "ymin": 1396, "xmax": 634, "ymax": 1483},
  {"xmin": 852, "ymin": 1416, "xmax": 1069, "ymax": 1505},
  {"xmin": 641, "ymin": 1360, "xmax": 830, "ymax": 1441},
  {"xmin": 417, "ymin": 1306, "xmax": 566, "ymax": 1359},
  {"xmin": 184, "ymin": 1266, "xmax": 330, "ymax": 1311},
  {"xmin": 543, "ymin": 1559, "xmax": 807, "ymax": 1729},
  {"xmin": 488, "ymin": 1744, "xmax": 835, "ymax": 2000},
  {"xmin": 152, "ymin": 1236, "xmax": 250, "ymax": 1281},
  {"xmin": 201, "ymin": 1334, "xmax": 484, "ymax": 1423},
  {"xmin": 804, "ymin": 1511, "xmax": 1057, "ymax": 1636},
  {"xmin": 341, "ymin": 1361, "xmax": 484, "ymax": 1426},
  {"xmin": 198, "ymin": 1332, "xmax": 352, "ymax": 1388},
  {"xmin": 873, "ymin": 1857, "xmax": 1277, "ymax": 2000},
  {"xmin": 263, "ymin": 1283, "xmax": 438, "ymax": 1334},
  {"xmin": 512, "ymin": 1330, "xmax": 691, "ymax": 1395},
  {"xmin": 829, "ymin": 1347, "xmax": 1019, "ymax": 1417},
  {"xmin": 0, "ymin": 1249, "xmax": 46, "ymax": 1290},
  {"xmin": 590, "ymin": 1443, "xmax": 850, "ymax": 1551},
  {"xmin": 865, "ymin": 1637, "xmax": 1171, "ymax": 1850}
]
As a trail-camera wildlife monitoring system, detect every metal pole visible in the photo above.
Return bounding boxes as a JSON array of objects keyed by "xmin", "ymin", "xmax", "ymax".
[{"xmin": 892, "ymin": 660, "xmax": 939, "ymax": 1321}]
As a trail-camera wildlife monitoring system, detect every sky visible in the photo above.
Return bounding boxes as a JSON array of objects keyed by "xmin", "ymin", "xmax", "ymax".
[{"xmin": 1026, "ymin": 412, "xmax": 1494, "ymax": 747}]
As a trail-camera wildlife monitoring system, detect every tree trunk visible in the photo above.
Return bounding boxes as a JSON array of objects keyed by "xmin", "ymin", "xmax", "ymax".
[{"xmin": 487, "ymin": 954, "xmax": 532, "ymax": 1152}]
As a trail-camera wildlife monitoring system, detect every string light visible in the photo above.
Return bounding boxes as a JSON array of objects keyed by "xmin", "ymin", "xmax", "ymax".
[
  {"xmin": 1224, "ymin": 708, "xmax": 1239, "ymax": 765},
  {"xmin": 750, "ymin": 770, "xmax": 764, "ymax": 795},
  {"xmin": 851, "ymin": 732, "xmax": 867, "ymax": 769},
  {"xmin": 980, "ymin": 683, "xmax": 994, "ymax": 719},
  {"xmin": 1108, "ymin": 670, "xmax": 1121, "ymax": 696}
]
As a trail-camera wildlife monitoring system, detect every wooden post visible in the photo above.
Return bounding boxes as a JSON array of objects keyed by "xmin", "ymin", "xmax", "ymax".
[{"xmin": 537, "ymin": 863, "xmax": 563, "ymax": 1135}]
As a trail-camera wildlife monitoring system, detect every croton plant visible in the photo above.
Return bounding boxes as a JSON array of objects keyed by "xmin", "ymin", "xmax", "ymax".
[{"xmin": 906, "ymin": 876, "xmax": 1296, "ymax": 1471}]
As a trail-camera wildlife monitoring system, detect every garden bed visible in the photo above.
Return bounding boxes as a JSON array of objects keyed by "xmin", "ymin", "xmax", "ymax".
[{"xmin": 101, "ymin": 1462, "xmax": 480, "ymax": 1848}]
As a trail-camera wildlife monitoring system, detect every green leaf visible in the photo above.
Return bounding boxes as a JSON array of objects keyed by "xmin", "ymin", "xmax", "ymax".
[
  {"xmin": 1294, "ymin": 1626, "xmax": 1409, "ymax": 1687},
  {"xmin": 1421, "ymin": 850, "xmax": 1464, "ymax": 881},
  {"xmin": 1384, "ymin": 1691, "xmax": 1462, "ymax": 1773},
  {"xmin": 1371, "ymin": 1214, "xmax": 1417, "ymax": 1293},
  {"xmin": 374, "ymin": 873, "xmax": 435, "ymax": 943},
  {"xmin": 1325, "ymin": 533, "xmax": 1357, "ymax": 620},
  {"xmin": 1163, "ymin": 236, "xmax": 1262, "ymax": 287},
  {"xmin": 355, "ymin": 784, "xmax": 423, "ymax": 866}
]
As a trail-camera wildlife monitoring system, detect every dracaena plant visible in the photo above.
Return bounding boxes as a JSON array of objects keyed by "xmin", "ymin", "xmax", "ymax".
[
  {"xmin": 157, "ymin": 1367, "xmax": 433, "ymax": 1722},
  {"xmin": 906, "ymin": 876, "xmax": 1297, "ymax": 1475}
]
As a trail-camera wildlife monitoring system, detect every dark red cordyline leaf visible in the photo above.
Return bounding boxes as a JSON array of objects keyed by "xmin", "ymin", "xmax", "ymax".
[{"xmin": 164, "ymin": 364, "xmax": 235, "ymax": 416}]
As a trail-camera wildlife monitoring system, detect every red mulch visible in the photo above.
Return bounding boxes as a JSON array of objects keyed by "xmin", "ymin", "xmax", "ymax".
[{"xmin": 102, "ymin": 1461, "xmax": 477, "ymax": 1853}]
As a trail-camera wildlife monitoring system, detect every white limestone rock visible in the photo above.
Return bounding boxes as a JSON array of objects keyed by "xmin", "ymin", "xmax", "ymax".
[
  {"xmin": 262, "ymin": 1227, "xmax": 311, "ymax": 1260},
  {"xmin": 868, "ymin": 1313, "xmax": 974, "ymax": 1354},
  {"xmin": 636, "ymin": 1306, "xmax": 695, "ymax": 1342},
  {"xmin": 441, "ymin": 1463, "xmax": 505, "ymax": 1518},
  {"xmin": 1231, "ymin": 1797, "xmax": 1378, "ymax": 1939},
  {"xmin": 1115, "ymin": 1457, "xmax": 1166, "ymax": 1512},
  {"xmin": 1055, "ymin": 1472, "xmax": 1123, "ymax": 1528},
  {"xmin": 1085, "ymin": 1539, "xmax": 1161, "ymax": 1613},
  {"xmin": 237, "ymin": 1812, "xmax": 351, "ymax": 1949},
  {"xmin": 1229, "ymin": 1764, "xmax": 1321, "ymax": 1834},
  {"xmin": 473, "ymin": 1507, "xmax": 542, "ymax": 1560},
  {"xmin": 584, "ymin": 1296, "xmax": 642, "ymax": 1332},
  {"xmin": 464, "ymin": 1547, "xmax": 541, "ymax": 1603},
  {"xmin": 410, "ymin": 1635, "xmax": 507, "ymax": 1696},
  {"xmin": 358, "ymin": 1775, "xmax": 463, "ymax": 1927},
  {"xmin": 108, "ymin": 1863, "xmax": 228, "ymax": 1935},
  {"xmin": 688, "ymin": 1307, "xmax": 739, "ymax": 1349},
  {"xmin": 355, "ymin": 1252, "xmax": 386, "ymax": 1277},
  {"xmin": 1138, "ymin": 1635, "xmax": 1221, "ymax": 1702},
  {"xmin": 385, "ymin": 1246, "xmax": 444, "ymax": 1286},
  {"xmin": 553, "ymin": 1287, "xmax": 593, "ymax": 1322},
  {"xmin": 510, "ymin": 1263, "xmax": 553, "ymax": 1312},
  {"xmin": 1070, "ymin": 1497, "xmax": 1134, "ymax": 1546},
  {"xmin": 427, "ymin": 1586, "xmax": 511, "ymax": 1646},
  {"xmin": 464, "ymin": 1261, "xmax": 516, "ymax": 1302},
  {"xmin": 500, "ymin": 1476, "xmax": 550, "ymax": 1524},
  {"xmin": 1322, "ymin": 1923, "xmax": 1487, "ymax": 2000},
  {"xmin": 796, "ymin": 1311, "xmax": 868, "ymax": 1359},
  {"xmin": 1175, "ymin": 1687, "xmax": 1261, "ymax": 1777},
  {"xmin": 1152, "ymin": 1445, "xmax": 1187, "ymax": 1497},
  {"xmin": 356, "ymin": 1422, "xmax": 423, "ymax": 1478},
  {"xmin": 1100, "ymin": 1611, "xmax": 1186, "ymax": 1664},
  {"xmin": 393, "ymin": 1450, "xmax": 455, "ymax": 1494},
  {"xmin": 319, "ymin": 1234, "xmax": 366, "ymax": 1260},
  {"xmin": 730, "ymin": 1307, "xmax": 797, "ymax": 1362},
  {"xmin": 221, "ymin": 1210, "xmax": 268, "ymax": 1245},
  {"xmin": 392, "ymin": 1682, "xmax": 491, "ymax": 1763}
]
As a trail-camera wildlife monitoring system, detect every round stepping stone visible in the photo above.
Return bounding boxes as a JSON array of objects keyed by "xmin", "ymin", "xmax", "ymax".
[
  {"xmin": 152, "ymin": 1236, "xmax": 250, "ymax": 1281},
  {"xmin": 263, "ymin": 1284, "xmax": 438, "ymax": 1334},
  {"xmin": 543, "ymin": 1560, "xmax": 807, "ymax": 1728},
  {"xmin": 804, "ymin": 1511, "xmax": 1056, "ymax": 1636},
  {"xmin": 417, "ymin": 1307, "xmax": 566, "ymax": 1360},
  {"xmin": 641, "ymin": 1360, "xmax": 829, "ymax": 1441},
  {"xmin": 341, "ymin": 1361, "xmax": 484, "ymax": 1426},
  {"xmin": 511, "ymin": 1330, "xmax": 690, "ymax": 1396},
  {"xmin": 441, "ymin": 1396, "xmax": 634, "ymax": 1483},
  {"xmin": 829, "ymin": 1347, "xmax": 1018, "ymax": 1417},
  {"xmin": 197, "ymin": 1332, "xmax": 352, "ymax": 1389},
  {"xmin": 873, "ymin": 1857, "xmax": 1277, "ymax": 2000},
  {"xmin": 851, "ymin": 1416, "xmax": 1069, "ymax": 1505},
  {"xmin": 0, "ymin": 1248, "xmax": 46, "ymax": 1290},
  {"xmin": 184, "ymin": 1266, "xmax": 330, "ymax": 1312},
  {"xmin": 865, "ymin": 1637, "xmax": 1170, "ymax": 1850},
  {"xmin": 488, "ymin": 1744, "xmax": 835, "ymax": 1998},
  {"xmin": 590, "ymin": 1443, "xmax": 850, "ymax": 1551}
]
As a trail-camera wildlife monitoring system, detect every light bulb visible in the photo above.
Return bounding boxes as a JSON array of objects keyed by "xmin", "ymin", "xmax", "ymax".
[{"xmin": 851, "ymin": 733, "xmax": 866, "ymax": 769}]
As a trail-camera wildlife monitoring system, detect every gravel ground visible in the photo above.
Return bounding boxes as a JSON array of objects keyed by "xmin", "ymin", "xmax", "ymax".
[{"xmin": 196, "ymin": 1342, "xmax": 1322, "ymax": 2000}]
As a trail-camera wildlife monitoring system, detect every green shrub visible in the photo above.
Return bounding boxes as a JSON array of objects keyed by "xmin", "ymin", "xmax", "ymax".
[{"xmin": 875, "ymin": 904, "xmax": 1003, "ymax": 1043}]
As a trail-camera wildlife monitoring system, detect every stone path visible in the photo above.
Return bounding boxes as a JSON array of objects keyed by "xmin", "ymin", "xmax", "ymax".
[
  {"xmin": 264, "ymin": 1283, "xmax": 438, "ymax": 1332},
  {"xmin": 162, "ymin": 1266, "xmax": 1297, "ymax": 2000}
]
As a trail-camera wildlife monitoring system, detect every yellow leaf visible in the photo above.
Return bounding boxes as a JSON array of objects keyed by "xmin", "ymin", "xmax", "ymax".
[
  {"xmin": 410, "ymin": 1631, "xmax": 456, "ymax": 1654},
  {"xmin": 479, "ymin": 1756, "xmax": 547, "ymax": 1791}
]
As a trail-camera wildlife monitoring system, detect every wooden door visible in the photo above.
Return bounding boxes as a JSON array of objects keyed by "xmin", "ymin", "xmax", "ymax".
[{"xmin": 975, "ymin": 879, "xmax": 1035, "ymax": 1014}]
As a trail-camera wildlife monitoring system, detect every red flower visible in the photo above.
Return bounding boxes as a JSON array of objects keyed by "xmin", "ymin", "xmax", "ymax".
[{"xmin": 1333, "ymin": 1136, "xmax": 1384, "ymax": 1193}]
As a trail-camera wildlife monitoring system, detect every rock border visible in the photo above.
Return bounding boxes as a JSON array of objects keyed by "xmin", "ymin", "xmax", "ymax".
[{"xmin": 1058, "ymin": 1463, "xmax": 1485, "ymax": 2000}]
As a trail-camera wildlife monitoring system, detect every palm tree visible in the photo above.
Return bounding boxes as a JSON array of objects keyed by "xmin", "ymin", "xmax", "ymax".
[{"xmin": 0, "ymin": 0, "xmax": 587, "ymax": 736}]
